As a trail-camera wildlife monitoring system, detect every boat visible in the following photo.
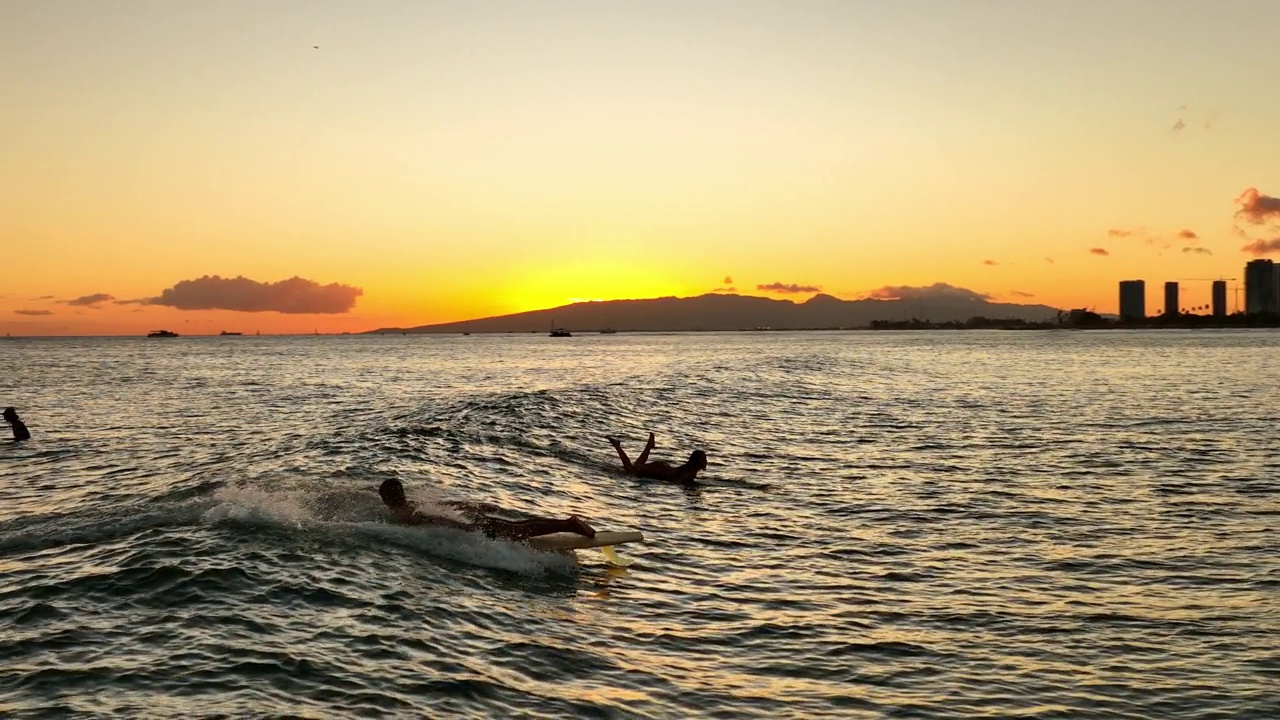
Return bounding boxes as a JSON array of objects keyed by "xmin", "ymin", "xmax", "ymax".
[
  {"xmin": 599, "ymin": 329, "xmax": 618, "ymax": 334},
  {"xmin": 219, "ymin": 331, "xmax": 242, "ymax": 336},
  {"xmin": 147, "ymin": 330, "xmax": 178, "ymax": 338},
  {"xmin": 549, "ymin": 318, "xmax": 571, "ymax": 337}
]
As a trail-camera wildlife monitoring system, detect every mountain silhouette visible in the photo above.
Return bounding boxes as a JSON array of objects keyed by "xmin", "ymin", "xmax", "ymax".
[{"xmin": 367, "ymin": 292, "xmax": 1063, "ymax": 334}]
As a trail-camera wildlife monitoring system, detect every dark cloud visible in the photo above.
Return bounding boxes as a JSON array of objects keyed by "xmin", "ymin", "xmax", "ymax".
[
  {"xmin": 1045, "ymin": 257, "xmax": 1055, "ymax": 264},
  {"xmin": 65, "ymin": 293, "xmax": 115, "ymax": 307},
  {"xmin": 1171, "ymin": 118, "xmax": 1186, "ymax": 132},
  {"xmin": 723, "ymin": 276, "xmax": 733, "ymax": 285},
  {"xmin": 1177, "ymin": 229, "xmax": 1198, "ymax": 240},
  {"xmin": 1010, "ymin": 291, "xmax": 1035, "ymax": 298},
  {"xmin": 709, "ymin": 286, "xmax": 738, "ymax": 293},
  {"xmin": 1236, "ymin": 188, "xmax": 1280, "ymax": 225},
  {"xmin": 145, "ymin": 275, "xmax": 363, "ymax": 313},
  {"xmin": 1108, "ymin": 229, "xmax": 1133, "ymax": 238},
  {"xmin": 1182, "ymin": 247, "xmax": 1213, "ymax": 255},
  {"xmin": 1089, "ymin": 247, "xmax": 1110, "ymax": 256},
  {"xmin": 37, "ymin": 295, "xmax": 55, "ymax": 300},
  {"xmin": 1241, "ymin": 238, "xmax": 1280, "ymax": 256},
  {"xmin": 15, "ymin": 309, "xmax": 54, "ymax": 316},
  {"xmin": 863, "ymin": 283, "xmax": 992, "ymax": 302},
  {"xmin": 757, "ymin": 282, "xmax": 821, "ymax": 294},
  {"xmin": 982, "ymin": 259, "xmax": 998, "ymax": 266}
]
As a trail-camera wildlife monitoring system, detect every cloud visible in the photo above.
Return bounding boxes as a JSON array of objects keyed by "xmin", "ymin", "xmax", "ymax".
[
  {"xmin": 1109, "ymin": 227, "xmax": 1164, "ymax": 245},
  {"xmin": 1182, "ymin": 247, "xmax": 1213, "ymax": 255},
  {"xmin": 757, "ymin": 282, "xmax": 821, "ymax": 294},
  {"xmin": 1171, "ymin": 106, "xmax": 1216, "ymax": 132},
  {"xmin": 36, "ymin": 295, "xmax": 55, "ymax": 300},
  {"xmin": 709, "ymin": 286, "xmax": 737, "ymax": 293},
  {"xmin": 862, "ymin": 282, "xmax": 993, "ymax": 302},
  {"xmin": 1236, "ymin": 188, "xmax": 1280, "ymax": 225},
  {"xmin": 144, "ymin": 275, "xmax": 363, "ymax": 313},
  {"xmin": 1045, "ymin": 257, "xmax": 1055, "ymax": 264},
  {"xmin": 1241, "ymin": 238, "xmax": 1280, "ymax": 256},
  {"xmin": 1177, "ymin": 229, "xmax": 1199, "ymax": 240},
  {"xmin": 723, "ymin": 276, "xmax": 733, "ymax": 285},
  {"xmin": 65, "ymin": 293, "xmax": 116, "ymax": 307},
  {"xmin": 1089, "ymin": 247, "xmax": 1110, "ymax": 256},
  {"xmin": 15, "ymin": 309, "xmax": 54, "ymax": 316},
  {"xmin": 1010, "ymin": 291, "xmax": 1035, "ymax": 298},
  {"xmin": 982, "ymin": 259, "xmax": 998, "ymax": 266}
]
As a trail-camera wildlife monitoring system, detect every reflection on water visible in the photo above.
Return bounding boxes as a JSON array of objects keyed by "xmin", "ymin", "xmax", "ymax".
[{"xmin": 1, "ymin": 331, "xmax": 1277, "ymax": 718}]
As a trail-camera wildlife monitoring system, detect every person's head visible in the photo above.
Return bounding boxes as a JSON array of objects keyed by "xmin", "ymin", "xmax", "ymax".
[
  {"xmin": 2, "ymin": 407, "xmax": 17, "ymax": 423},
  {"xmin": 378, "ymin": 478, "xmax": 407, "ymax": 508},
  {"xmin": 686, "ymin": 450, "xmax": 707, "ymax": 471}
]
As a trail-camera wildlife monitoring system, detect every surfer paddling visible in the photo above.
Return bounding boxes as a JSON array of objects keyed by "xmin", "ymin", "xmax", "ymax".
[
  {"xmin": 3, "ymin": 407, "xmax": 30, "ymax": 442},
  {"xmin": 608, "ymin": 432, "xmax": 706, "ymax": 484},
  {"xmin": 377, "ymin": 479, "xmax": 595, "ymax": 541}
]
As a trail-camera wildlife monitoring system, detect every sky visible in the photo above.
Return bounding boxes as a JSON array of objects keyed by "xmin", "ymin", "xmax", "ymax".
[{"xmin": 3, "ymin": 0, "xmax": 1279, "ymax": 335}]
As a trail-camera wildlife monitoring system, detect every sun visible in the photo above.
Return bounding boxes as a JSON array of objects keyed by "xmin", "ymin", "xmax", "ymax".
[{"xmin": 490, "ymin": 260, "xmax": 690, "ymax": 315}]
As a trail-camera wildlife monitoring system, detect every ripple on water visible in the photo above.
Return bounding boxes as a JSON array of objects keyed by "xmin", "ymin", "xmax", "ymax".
[{"xmin": 1, "ymin": 332, "xmax": 1278, "ymax": 718}]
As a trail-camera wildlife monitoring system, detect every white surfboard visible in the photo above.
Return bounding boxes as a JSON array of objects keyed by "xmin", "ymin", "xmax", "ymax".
[{"xmin": 524, "ymin": 530, "xmax": 644, "ymax": 551}]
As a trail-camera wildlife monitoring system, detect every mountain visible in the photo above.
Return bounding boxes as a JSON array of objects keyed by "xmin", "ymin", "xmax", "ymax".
[{"xmin": 366, "ymin": 293, "xmax": 1063, "ymax": 334}]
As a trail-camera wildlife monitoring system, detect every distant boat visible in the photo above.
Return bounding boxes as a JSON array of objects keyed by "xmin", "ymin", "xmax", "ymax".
[
  {"xmin": 599, "ymin": 329, "xmax": 618, "ymax": 334},
  {"xmin": 219, "ymin": 331, "xmax": 242, "ymax": 336},
  {"xmin": 550, "ymin": 328, "xmax": 572, "ymax": 337},
  {"xmin": 147, "ymin": 330, "xmax": 178, "ymax": 338}
]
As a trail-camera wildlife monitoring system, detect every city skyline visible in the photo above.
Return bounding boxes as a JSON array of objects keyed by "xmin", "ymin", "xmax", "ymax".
[{"xmin": 3, "ymin": 1, "xmax": 1280, "ymax": 335}]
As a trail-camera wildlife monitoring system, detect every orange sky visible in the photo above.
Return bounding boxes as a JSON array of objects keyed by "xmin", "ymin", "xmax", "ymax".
[{"xmin": 3, "ymin": 1, "xmax": 1279, "ymax": 335}]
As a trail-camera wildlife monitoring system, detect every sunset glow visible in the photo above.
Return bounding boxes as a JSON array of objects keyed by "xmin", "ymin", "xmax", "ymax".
[{"xmin": 3, "ymin": 1, "xmax": 1278, "ymax": 334}]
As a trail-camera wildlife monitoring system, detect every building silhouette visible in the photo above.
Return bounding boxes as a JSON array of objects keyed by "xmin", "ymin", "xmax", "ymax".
[
  {"xmin": 1163, "ymin": 281, "xmax": 1179, "ymax": 316},
  {"xmin": 1212, "ymin": 280, "xmax": 1227, "ymax": 317},
  {"xmin": 1245, "ymin": 259, "xmax": 1278, "ymax": 315},
  {"xmin": 1118, "ymin": 280, "xmax": 1145, "ymax": 320}
]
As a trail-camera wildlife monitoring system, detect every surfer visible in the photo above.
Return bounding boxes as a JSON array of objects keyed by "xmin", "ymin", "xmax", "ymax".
[
  {"xmin": 377, "ymin": 478, "xmax": 595, "ymax": 541},
  {"xmin": 3, "ymin": 407, "xmax": 30, "ymax": 441},
  {"xmin": 608, "ymin": 432, "xmax": 706, "ymax": 484}
]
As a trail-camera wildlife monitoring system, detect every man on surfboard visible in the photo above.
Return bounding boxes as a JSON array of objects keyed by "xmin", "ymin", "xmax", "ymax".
[
  {"xmin": 608, "ymin": 432, "xmax": 706, "ymax": 484},
  {"xmin": 377, "ymin": 478, "xmax": 595, "ymax": 541}
]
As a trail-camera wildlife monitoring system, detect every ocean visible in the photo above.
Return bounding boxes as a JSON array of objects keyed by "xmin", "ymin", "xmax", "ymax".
[{"xmin": 1, "ymin": 330, "xmax": 1276, "ymax": 719}]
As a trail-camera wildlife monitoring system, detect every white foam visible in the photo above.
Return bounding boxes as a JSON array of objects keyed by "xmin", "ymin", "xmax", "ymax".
[{"xmin": 200, "ymin": 484, "xmax": 578, "ymax": 575}]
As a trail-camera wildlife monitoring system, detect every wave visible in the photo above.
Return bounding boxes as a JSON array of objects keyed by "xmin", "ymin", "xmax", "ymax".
[{"xmin": 200, "ymin": 485, "xmax": 580, "ymax": 576}]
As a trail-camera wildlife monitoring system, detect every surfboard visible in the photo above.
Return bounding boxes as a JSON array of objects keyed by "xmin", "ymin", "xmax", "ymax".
[{"xmin": 524, "ymin": 530, "xmax": 644, "ymax": 551}]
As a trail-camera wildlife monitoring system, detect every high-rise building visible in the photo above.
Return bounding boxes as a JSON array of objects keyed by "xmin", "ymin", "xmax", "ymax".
[
  {"xmin": 1164, "ymin": 281, "xmax": 1179, "ymax": 316},
  {"xmin": 1119, "ymin": 280, "xmax": 1145, "ymax": 320},
  {"xmin": 1245, "ymin": 259, "xmax": 1278, "ymax": 315},
  {"xmin": 1212, "ymin": 280, "xmax": 1227, "ymax": 317}
]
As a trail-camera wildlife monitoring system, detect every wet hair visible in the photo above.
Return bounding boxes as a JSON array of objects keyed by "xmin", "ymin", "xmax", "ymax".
[
  {"xmin": 687, "ymin": 450, "xmax": 707, "ymax": 470},
  {"xmin": 378, "ymin": 478, "xmax": 406, "ymax": 507},
  {"xmin": 2, "ymin": 407, "xmax": 17, "ymax": 422}
]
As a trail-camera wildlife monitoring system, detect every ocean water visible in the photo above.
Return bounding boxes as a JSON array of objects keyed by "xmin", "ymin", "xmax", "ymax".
[{"xmin": 1, "ymin": 330, "xmax": 1277, "ymax": 719}]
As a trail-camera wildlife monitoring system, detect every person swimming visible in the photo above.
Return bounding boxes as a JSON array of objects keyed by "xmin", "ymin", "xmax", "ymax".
[
  {"xmin": 3, "ymin": 407, "xmax": 30, "ymax": 442},
  {"xmin": 377, "ymin": 478, "xmax": 595, "ymax": 541},
  {"xmin": 608, "ymin": 432, "xmax": 706, "ymax": 484}
]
